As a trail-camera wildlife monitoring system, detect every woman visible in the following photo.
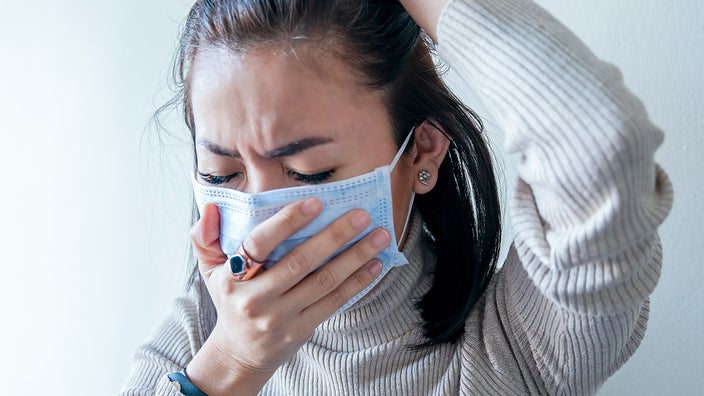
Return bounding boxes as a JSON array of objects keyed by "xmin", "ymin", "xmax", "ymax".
[{"xmin": 122, "ymin": 0, "xmax": 673, "ymax": 394}]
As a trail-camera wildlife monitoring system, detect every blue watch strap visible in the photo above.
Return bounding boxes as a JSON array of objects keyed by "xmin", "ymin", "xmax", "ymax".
[{"xmin": 167, "ymin": 371, "xmax": 208, "ymax": 396}]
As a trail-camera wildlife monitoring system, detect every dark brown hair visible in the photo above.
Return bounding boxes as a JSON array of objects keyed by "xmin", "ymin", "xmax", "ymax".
[{"xmin": 168, "ymin": 0, "xmax": 501, "ymax": 347}]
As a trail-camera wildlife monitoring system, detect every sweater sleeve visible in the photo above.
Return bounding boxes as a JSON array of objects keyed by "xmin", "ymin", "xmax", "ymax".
[
  {"xmin": 437, "ymin": 0, "xmax": 673, "ymax": 394},
  {"xmin": 120, "ymin": 294, "xmax": 204, "ymax": 396}
]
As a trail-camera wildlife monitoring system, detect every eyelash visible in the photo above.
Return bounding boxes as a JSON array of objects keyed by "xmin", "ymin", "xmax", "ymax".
[
  {"xmin": 198, "ymin": 172, "xmax": 241, "ymax": 185},
  {"xmin": 288, "ymin": 169, "xmax": 335, "ymax": 184},
  {"xmin": 198, "ymin": 169, "xmax": 335, "ymax": 186}
]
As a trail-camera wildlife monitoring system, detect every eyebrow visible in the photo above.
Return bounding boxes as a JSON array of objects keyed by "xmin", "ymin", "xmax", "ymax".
[
  {"xmin": 196, "ymin": 136, "xmax": 334, "ymax": 160},
  {"xmin": 197, "ymin": 138, "xmax": 240, "ymax": 158}
]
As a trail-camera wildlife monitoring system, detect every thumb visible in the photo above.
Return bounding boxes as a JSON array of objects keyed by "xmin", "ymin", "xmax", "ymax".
[{"xmin": 191, "ymin": 203, "xmax": 227, "ymax": 279}]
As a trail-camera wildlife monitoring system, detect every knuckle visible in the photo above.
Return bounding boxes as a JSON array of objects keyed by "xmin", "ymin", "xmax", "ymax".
[
  {"xmin": 255, "ymin": 316, "xmax": 280, "ymax": 333},
  {"xmin": 237, "ymin": 296, "xmax": 263, "ymax": 318},
  {"xmin": 283, "ymin": 331, "xmax": 307, "ymax": 348},
  {"xmin": 277, "ymin": 207, "xmax": 299, "ymax": 228},
  {"xmin": 286, "ymin": 248, "xmax": 311, "ymax": 275},
  {"xmin": 352, "ymin": 242, "xmax": 373, "ymax": 264},
  {"xmin": 328, "ymin": 222, "xmax": 349, "ymax": 245},
  {"xmin": 353, "ymin": 269, "xmax": 373, "ymax": 291},
  {"xmin": 188, "ymin": 224, "xmax": 201, "ymax": 245},
  {"xmin": 244, "ymin": 234, "xmax": 265, "ymax": 260},
  {"xmin": 314, "ymin": 268, "xmax": 337, "ymax": 292},
  {"xmin": 327, "ymin": 289, "xmax": 347, "ymax": 310}
]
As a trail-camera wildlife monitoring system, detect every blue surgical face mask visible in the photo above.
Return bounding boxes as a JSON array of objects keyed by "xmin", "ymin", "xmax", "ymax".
[{"xmin": 192, "ymin": 128, "xmax": 416, "ymax": 312}]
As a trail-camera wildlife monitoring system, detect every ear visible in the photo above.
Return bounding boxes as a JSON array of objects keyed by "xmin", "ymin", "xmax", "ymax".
[{"xmin": 410, "ymin": 121, "xmax": 450, "ymax": 194}]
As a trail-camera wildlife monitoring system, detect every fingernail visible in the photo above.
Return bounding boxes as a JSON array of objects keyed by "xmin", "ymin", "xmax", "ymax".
[
  {"xmin": 372, "ymin": 229, "xmax": 390, "ymax": 247},
  {"xmin": 301, "ymin": 198, "xmax": 321, "ymax": 215},
  {"xmin": 350, "ymin": 211, "xmax": 370, "ymax": 229},
  {"xmin": 369, "ymin": 260, "xmax": 382, "ymax": 276}
]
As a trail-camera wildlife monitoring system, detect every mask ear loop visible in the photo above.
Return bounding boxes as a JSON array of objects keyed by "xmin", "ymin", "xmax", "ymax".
[
  {"xmin": 398, "ymin": 192, "xmax": 416, "ymax": 248},
  {"xmin": 390, "ymin": 125, "xmax": 418, "ymax": 247},
  {"xmin": 389, "ymin": 125, "xmax": 416, "ymax": 170}
]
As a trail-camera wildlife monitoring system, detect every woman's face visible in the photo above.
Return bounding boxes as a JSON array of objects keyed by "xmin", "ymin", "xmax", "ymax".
[{"xmin": 190, "ymin": 45, "xmax": 416, "ymax": 241}]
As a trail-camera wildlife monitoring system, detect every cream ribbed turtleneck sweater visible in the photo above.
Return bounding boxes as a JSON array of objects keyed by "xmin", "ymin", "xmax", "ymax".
[{"xmin": 121, "ymin": 0, "xmax": 673, "ymax": 394}]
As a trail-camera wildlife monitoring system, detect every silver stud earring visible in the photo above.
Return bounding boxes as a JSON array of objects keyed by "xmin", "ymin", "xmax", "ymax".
[{"xmin": 418, "ymin": 169, "xmax": 431, "ymax": 186}]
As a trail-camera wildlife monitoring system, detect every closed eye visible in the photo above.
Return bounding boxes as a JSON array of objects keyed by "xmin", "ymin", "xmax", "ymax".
[
  {"xmin": 288, "ymin": 169, "xmax": 335, "ymax": 184},
  {"xmin": 198, "ymin": 171, "xmax": 240, "ymax": 185}
]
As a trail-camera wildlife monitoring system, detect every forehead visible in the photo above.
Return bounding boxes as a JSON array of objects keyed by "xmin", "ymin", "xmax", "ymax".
[
  {"xmin": 191, "ymin": 45, "xmax": 359, "ymax": 102},
  {"xmin": 189, "ymin": 45, "xmax": 390, "ymax": 149}
]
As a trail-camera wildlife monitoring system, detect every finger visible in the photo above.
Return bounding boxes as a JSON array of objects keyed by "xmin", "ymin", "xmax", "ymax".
[
  {"xmin": 200, "ymin": 203, "xmax": 221, "ymax": 246},
  {"xmin": 240, "ymin": 197, "xmax": 322, "ymax": 263},
  {"xmin": 190, "ymin": 203, "xmax": 227, "ymax": 277},
  {"xmin": 298, "ymin": 259, "xmax": 383, "ymax": 327},
  {"xmin": 264, "ymin": 209, "xmax": 372, "ymax": 293},
  {"xmin": 282, "ymin": 228, "xmax": 390, "ymax": 311}
]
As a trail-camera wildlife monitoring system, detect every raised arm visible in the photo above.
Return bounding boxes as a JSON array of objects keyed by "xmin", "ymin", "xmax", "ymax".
[
  {"xmin": 402, "ymin": 0, "xmax": 673, "ymax": 393},
  {"xmin": 434, "ymin": 0, "xmax": 672, "ymax": 314}
]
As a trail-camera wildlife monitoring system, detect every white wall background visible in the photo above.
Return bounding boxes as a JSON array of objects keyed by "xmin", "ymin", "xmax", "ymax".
[{"xmin": 0, "ymin": 1, "xmax": 701, "ymax": 394}]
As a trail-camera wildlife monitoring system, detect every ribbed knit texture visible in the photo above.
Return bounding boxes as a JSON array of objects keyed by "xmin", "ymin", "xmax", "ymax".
[{"xmin": 121, "ymin": 0, "xmax": 673, "ymax": 394}]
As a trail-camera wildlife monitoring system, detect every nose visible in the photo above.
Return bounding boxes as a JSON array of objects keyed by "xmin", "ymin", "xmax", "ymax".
[{"xmin": 243, "ymin": 165, "xmax": 285, "ymax": 194}]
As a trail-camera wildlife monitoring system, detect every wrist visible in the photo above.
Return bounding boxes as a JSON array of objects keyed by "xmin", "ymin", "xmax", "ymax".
[{"xmin": 187, "ymin": 328, "xmax": 273, "ymax": 396}]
